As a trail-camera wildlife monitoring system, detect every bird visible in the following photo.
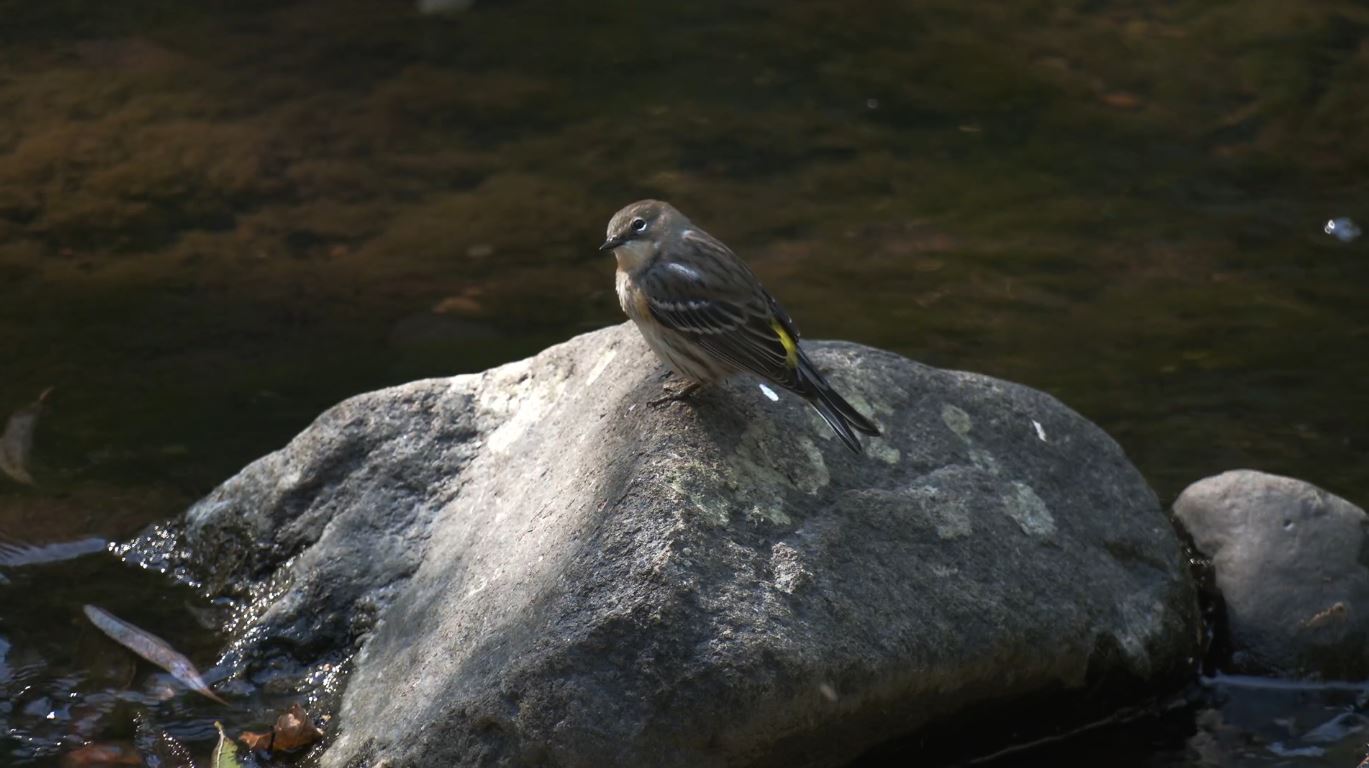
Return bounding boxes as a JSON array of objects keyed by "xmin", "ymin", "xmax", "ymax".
[{"xmin": 600, "ymin": 199, "xmax": 881, "ymax": 453}]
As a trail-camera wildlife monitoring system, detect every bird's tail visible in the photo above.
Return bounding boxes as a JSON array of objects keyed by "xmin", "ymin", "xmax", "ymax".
[{"xmin": 795, "ymin": 353, "xmax": 881, "ymax": 454}]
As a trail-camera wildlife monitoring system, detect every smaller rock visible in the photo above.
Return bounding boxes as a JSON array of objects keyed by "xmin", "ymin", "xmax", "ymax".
[{"xmin": 1174, "ymin": 469, "xmax": 1369, "ymax": 678}]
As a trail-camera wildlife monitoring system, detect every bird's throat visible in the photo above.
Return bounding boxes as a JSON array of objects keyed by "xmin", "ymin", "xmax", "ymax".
[{"xmin": 612, "ymin": 239, "xmax": 655, "ymax": 273}]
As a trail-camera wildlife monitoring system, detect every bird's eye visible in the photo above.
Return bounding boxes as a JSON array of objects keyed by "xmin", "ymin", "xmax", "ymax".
[{"xmin": 630, "ymin": 217, "xmax": 647, "ymax": 232}]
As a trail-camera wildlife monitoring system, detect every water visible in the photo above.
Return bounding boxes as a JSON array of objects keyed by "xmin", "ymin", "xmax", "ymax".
[
  {"xmin": 2, "ymin": 0, "xmax": 1368, "ymax": 764},
  {"xmin": 1326, "ymin": 217, "xmax": 1361, "ymax": 243}
]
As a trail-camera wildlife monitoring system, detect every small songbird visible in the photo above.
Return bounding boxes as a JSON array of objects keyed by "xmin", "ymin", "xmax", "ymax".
[{"xmin": 601, "ymin": 199, "xmax": 881, "ymax": 453}]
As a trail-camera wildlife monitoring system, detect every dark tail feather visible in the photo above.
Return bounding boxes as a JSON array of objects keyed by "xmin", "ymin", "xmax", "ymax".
[{"xmin": 796, "ymin": 355, "xmax": 882, "ymax": 453}]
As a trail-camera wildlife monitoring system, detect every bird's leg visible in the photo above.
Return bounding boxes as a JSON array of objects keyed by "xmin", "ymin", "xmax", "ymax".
[{"xmin": 649, "ymin": 379, "xmax": 704, "ymax": 408}]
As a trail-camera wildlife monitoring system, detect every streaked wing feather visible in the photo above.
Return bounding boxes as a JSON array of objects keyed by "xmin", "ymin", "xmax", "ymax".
[
  {"xmin": 698, "ymin": 320, "xmax": 799, "ymax": 388},
  {"xmin": 641, "ymin": 229, "xmax": 800, "ymax": 387}
]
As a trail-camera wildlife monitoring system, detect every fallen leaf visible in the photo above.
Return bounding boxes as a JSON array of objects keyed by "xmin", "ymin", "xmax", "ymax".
[
  {"xmin": 0, "ymin": 387, "xmax": 51, "ymax": 485},
  {"xmin": 213, "ymin": 721, "xmax": 243, "ymax": 768},
  {"xmin": 237, "ymin": 729, "xmax": 273, "ymax": 752},
  {"xmin": 82, "ymin": 604, "xmax": 227, "ymax": 705},
  {"xmin": 236, "ymin": 702, "xmax": 323, "ymax": 754},
  {"xmin": 0, "ymin": 536, "xmax": 106, "ymax": 567},
  {"xmin": 270, "ymin": 702, "xmax": 323, "ymax": 752},
  {"xmin": 60, "ymin": 742, "xmax": 143, "ymax": 767}
]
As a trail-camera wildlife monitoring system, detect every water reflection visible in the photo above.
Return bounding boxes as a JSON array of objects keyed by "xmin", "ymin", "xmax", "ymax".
[{"xmin": 1325, "ymin": 217, "xmax": 1361, "ymax": 243}]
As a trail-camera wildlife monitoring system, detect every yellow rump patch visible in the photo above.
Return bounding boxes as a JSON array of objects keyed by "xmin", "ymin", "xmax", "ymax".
[{"xmin": 770, "ymin": 318, "xmax": 799, "ymax": 369}]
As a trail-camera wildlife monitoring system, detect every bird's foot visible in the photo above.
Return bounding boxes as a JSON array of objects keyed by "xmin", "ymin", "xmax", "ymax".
[{"xmin": 649, "ymin": 380, "xmax": 704, "ymax": 408}]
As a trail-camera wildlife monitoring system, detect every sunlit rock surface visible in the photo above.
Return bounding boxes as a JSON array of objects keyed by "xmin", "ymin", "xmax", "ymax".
[
  {"xmin": 1175, "ymin": 470, "xmax": 1369, "ymax": 679},
  {"xmin": 173, "ymin": 323, "xmax": 1198, "ymax": 767}
]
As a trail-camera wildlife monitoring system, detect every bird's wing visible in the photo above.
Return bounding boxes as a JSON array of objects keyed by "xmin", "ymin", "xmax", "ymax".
[{"xmin": 638, "ymin": 229, "xmax": 802, "ymax": 388}]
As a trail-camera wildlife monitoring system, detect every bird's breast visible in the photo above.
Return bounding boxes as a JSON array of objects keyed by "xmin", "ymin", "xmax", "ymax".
[{"xmin": 616, "ymin": 269, "xmax": 651, "ymax": 320}]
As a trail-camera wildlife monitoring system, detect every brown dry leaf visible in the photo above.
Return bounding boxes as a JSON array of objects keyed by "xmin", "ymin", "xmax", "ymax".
[
  {"xmin": 82, "ymin": 604, "xmax": 227, "ymax": 705},
  {"xmin": 271, "ymin": 702, "xmax": 324, "ymax": 752},
  {"xmin": 236, "ymin": 703, "xmax": 323, "ymax": 754},
  {"xmin": 237, "ymin": 729, "xmax": 272, "ymax": 752},
  {"xmin": 59, "ymin": 741, "xmax": 143, "ymax": 767},
  {"xmin": 0, "ymin": 387, "xmax": 52, "ymax": 485}
]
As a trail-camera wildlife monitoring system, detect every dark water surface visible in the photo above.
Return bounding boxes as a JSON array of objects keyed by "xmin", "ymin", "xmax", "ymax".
[{"xmin": 2, "ymin": 0, "xmax": 1367, "ymax": 764}]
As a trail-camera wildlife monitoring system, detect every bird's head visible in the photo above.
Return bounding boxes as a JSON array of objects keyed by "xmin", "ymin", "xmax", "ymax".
[{"xmin": 600, "ymin": 199, "xmax": 684, "ymax": 270}]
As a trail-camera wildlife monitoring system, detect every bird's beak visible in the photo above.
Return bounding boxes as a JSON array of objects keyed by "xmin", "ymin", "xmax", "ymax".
[{"xmin": 599, "ymin": 235, "xmax": 625, "ymax": 252}]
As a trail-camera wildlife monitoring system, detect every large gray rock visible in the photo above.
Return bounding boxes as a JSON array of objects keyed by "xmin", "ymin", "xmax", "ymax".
[
  {"xmin": 1174, "ymin": 470, "xmax": 1369, "ymax": 678},
  {"xmin": 168, "ymin": 323, "xmax": 1198, "ymax": 767}
]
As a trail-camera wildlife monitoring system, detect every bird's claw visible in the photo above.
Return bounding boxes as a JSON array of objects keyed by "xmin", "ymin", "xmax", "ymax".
[{"xmin": 648, "ymin": 380, "xmax": 703, "ymax": 408}]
